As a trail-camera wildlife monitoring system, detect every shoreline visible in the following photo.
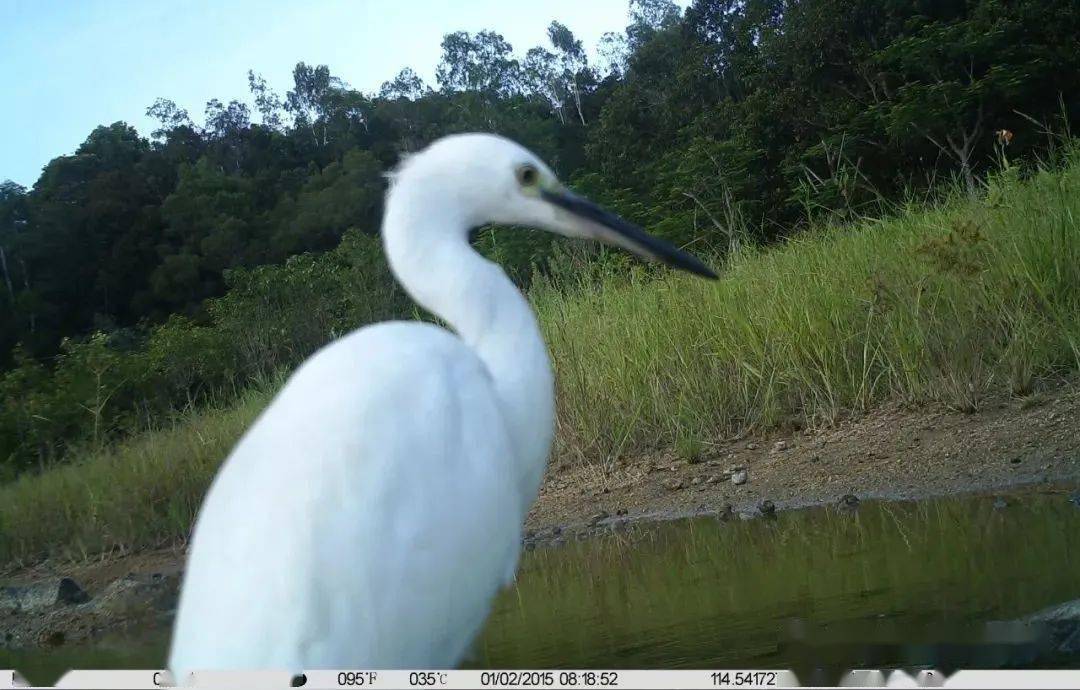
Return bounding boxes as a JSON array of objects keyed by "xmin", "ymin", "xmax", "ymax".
[
  {"xmin": 3, "ymin": 387, "xmax": 1080, "ymax": 649},
  {"xmin": 525, "ymin": 387, "xmax": 1080, "ymax": 536}
]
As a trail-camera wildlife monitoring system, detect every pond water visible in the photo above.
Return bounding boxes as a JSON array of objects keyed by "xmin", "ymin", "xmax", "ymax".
[{"xmin": 4, "ymin": 490, "xmax": 1079, "ymax": 686}]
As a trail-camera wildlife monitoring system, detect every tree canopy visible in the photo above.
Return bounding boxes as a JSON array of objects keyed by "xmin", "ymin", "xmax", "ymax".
[{"xmin": 2, "ymin": 0, "xmax": 1079, "ymax": 471}]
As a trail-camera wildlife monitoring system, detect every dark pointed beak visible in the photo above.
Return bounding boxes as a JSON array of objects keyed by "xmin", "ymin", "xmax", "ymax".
[{"xmin": 541, "ymin": 188, "xmax": 717, "ymax": 279}]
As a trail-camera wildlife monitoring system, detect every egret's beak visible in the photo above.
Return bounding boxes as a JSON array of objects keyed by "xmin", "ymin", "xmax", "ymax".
[{"xmin": 541, "ymin": 188, "xmax": 718, "ymax": 279}]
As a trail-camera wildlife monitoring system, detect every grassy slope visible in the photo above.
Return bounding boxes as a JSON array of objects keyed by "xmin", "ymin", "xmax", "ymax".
[
  {"xmin": 539, "ymin": 159, "xmax": 1080, "ymax": 462},
  {"xmin": 2, "ymin": 157, "xmax": 1079, "ymax": 566}
]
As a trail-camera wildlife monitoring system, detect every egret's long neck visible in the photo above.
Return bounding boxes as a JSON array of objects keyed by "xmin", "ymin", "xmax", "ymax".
[{"xmin": 382, "ymin": 183, "xmax": 554, "ymax": 506}]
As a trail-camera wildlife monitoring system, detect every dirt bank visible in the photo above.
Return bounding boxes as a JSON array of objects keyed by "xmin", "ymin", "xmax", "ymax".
[
  {"xmin": 528, "ymin": 387, "xmax": 1080, "ymax": 529},
  {"xmin": 3, "ymin": 388, "xmax": 1079, "ymax": 648}
]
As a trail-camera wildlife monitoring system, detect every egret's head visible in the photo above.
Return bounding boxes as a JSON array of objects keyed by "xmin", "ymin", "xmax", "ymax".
[{"xmin": 389, "ymin": 133, "xmax": 716, "ymax": 279}]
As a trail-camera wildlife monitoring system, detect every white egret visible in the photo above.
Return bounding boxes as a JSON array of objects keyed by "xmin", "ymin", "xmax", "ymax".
[{"xmin": 168, "ymin": 133, "xmax": 715, "ymax": 679}]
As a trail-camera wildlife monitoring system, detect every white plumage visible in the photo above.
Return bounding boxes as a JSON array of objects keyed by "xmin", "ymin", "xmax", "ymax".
[{"xmin": 169, "ymin": 133, "xmax": 713, "ymax": 679}]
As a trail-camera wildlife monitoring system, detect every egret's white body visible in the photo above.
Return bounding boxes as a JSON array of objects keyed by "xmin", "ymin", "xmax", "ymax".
[{"xmin": 169, "ymin": 134, "xmax": 713, "ymax": 679}]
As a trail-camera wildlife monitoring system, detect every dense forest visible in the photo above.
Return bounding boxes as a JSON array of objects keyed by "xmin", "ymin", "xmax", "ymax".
[{"xmin": 2, "ymin": 0, "xmax": 1079, "ymax": 475}]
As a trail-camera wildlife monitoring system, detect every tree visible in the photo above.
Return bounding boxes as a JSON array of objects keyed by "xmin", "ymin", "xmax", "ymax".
[
  {"xmin": 874, "ymin": 4, "xmax": 1056, "ymax": 194},
  {"xmin": 596, "ymin": 31, "xmax": 629, "ymax": 80},
  {"xmin": 248, "ymin": 70, "xmax": 285, "ymax": 130},
  {"xmin": 436, "ymin": 30, "xmax": 521, "ymax": 97},
  {"xmin": 286, "ymin": 62, "xmax": 336, "ymax": 148},
  {"xmin": 155, "ymin": 157, "xmax": 258, "ymax": 308},
  {"xmin": 269, "ymin": 149, "xmax": 383, "ymax": 258},
  {"xmin": 0, "ymin": 182, "xmax": 27, "ymax": 304},
  {"xmin": 5, "ymin": 0, "xmax": 1080, "ymax": 473},
  {"xmin": 203, "ymin": 99, "xmax": 252, "ymax": 172},
  {"xmin": 627, "ymin": 0, "xmax": 682, "ymax": 49},
  {"xmin": 204, "ymin": 99, "xmax": 251, "ymax": 139},
  {"xmin": 146, "ymin": 98, "xmax": 194, "ymax": 140},
  {"xmin": 522, "ymin": 47, "xmax": 566, "ymax": 123},
  {"xmin": 25, "ymin": 124, "xmax": 165, "ymax": 347},
  {"xmin": 547, "ymin": 22, "xmax": 590, "ymax": 125},
  {"xmin": 283, "ymin": 63, "xmax": 370, "ymax": 156},
  {"xmin": 0, "ymin": 182, "xmax": 29, "ymax": 365},
  {"xmin": 379, "ymin": 68, "xmax": 429, "ymax": 100}
]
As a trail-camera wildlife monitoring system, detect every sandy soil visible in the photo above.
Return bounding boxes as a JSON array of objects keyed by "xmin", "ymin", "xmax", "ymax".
[
  {"xmin": 526, "ymin": 388, "xmax": 1080, "ymax": 529},
  {"xmin": 3, "ymin": 387, "xmax": 1079, "ymax": 648}
]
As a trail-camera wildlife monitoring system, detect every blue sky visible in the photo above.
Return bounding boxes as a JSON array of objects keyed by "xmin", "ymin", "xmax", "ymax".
[{"xmin": 1, "ymin": 0, "xmax": 679, "ymax": 188}]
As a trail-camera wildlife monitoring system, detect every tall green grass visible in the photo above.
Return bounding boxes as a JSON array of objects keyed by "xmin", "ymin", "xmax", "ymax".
[
  {"xmin": 2, "ymin": 154, "xmax": 1079, "ymax": 566},
  {"xmin": 0, "ymin": 386, "xmax": 272, "ymax": 567},
  {"xmin": 536, "ymin": 156, "xmax": 1080, "ymax": 464}
]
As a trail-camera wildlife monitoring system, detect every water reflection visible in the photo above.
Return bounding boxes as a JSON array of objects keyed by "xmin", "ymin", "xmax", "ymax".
[
  {"xmin": 3, "ymin": 491, "xmax": 1079, "ymax": 686},
  {"xmin": 473, "ymin": 491, "xmax": 1080, "ymax": 675}
]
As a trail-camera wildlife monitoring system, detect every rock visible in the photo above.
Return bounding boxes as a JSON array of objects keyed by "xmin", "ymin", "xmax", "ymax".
[
  {"xmin": 40, "ymin": 630, "xmax": 66, "ymax": 647},
  {"xmin": 731, "ymin": 469, "xmax": 748, "ymax": 485},
  {"xmin": 1022, "ymin": 598, "xmax": 1080, "ymax": 656},
  {"xmin": 838, "ymin": 494, "xmax": 860, "ymax": 510},
  {"xmin": 57, "ymin": 578, "xmax": 89, "ymax": 605},
  {"xmin": 706, "ymin": 475, "xmax": 721, "ymax": 484},
  {"xmin": 93, "ymin": 573, "xmax": 178, "ymax": 616},
  {"xmin": 663, "ymin": 478, "xmax": 685, "ymax": 491},
  {"xmin": 746, "ymin": 443, "xmax": 760, "ymax": 450},
  {"xmin": 0, "ymin": 577, "xmax": 89, "ymax": 613},
  {"xmin": 772, "ymin": 440, "xmax": 788, "ymax": 452},
  {"xmin": 758, "ymin": 500, "xmax": 776, "ymax": 518},
  {"xmin": 691, "ymin": 477, "xmax": 702, "ymax": 486},
  {"xmin": 1026, "ymin": 598, "xmax": 1080, "ymax": 623},
  {"xmin": 589, "ymin": 511, "xmax": 609, "ymax": 525}
]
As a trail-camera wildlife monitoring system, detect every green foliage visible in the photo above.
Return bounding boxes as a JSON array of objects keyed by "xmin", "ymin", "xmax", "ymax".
[
  {"xmin": 267, "ymin": 150, "xmax": 384, "ymax": 259},
  {"xmin": 3, "ymin": 0, "xmax": 1080, "ymax": 476},
  {"xmin": 4, "ymin": 155, "xmax": 1080, "ymax": 564},
  {"xmin": 0, "ymin": 386, "xmax": 272, "ymax": 564},
  {"xmin": 0, "ymin": 231, "xmax": 408, "ymax": 472},
  {"xmin": 536, "ymin": 150, "xmax": 1080, "ymax": 464},
  {"xmin": 589, "ymin": 0, "xmax": 1080, "ymax": 240}
]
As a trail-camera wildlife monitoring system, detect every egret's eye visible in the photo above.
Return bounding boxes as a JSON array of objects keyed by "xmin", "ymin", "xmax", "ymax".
[{"xmin": 516, "ymin": 164, "xmax": 539, "ymax": 187}]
